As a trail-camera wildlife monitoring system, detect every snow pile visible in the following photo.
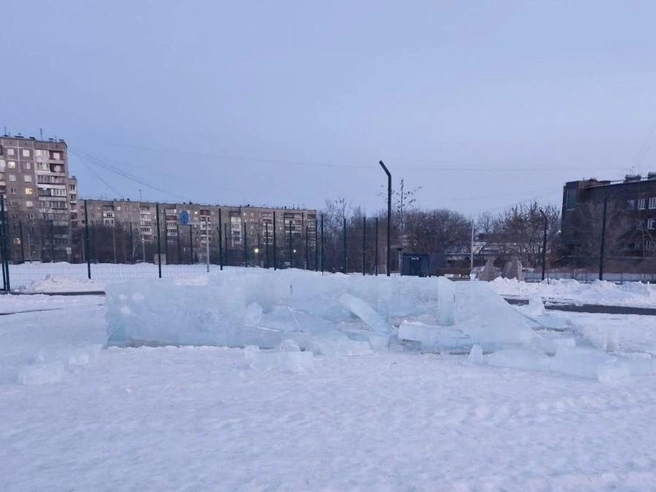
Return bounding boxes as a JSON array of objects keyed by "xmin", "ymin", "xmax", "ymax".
[
  {"xmin": 491, "ymin": 277, "xmax": 656, "ymax": 307},
  {"xmin": 16, "ymin": 274, "xmax": 102, "ymax": 294}
]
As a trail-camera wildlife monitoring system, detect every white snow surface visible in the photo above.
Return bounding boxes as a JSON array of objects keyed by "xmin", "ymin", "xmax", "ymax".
[
  {"xmin": 16, "ymin": 274, "xmax": 102, "ymax": 293},
  {"xmin": 3, "ymin": 271, "xmax": 656, "ymax": 490},
  {"xmin": 491, "ymin": 277, "xmax": 656, "ymax": 307}
]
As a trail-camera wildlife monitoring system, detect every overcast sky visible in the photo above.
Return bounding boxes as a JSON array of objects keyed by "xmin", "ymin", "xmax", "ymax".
[{"xmin": 2, "ymin": 0, "xmax": 656, "ymax": 217}]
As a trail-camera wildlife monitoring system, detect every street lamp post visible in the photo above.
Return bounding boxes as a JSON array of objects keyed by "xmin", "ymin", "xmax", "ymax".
[{"xmin": 379, "ymin": 161, "xmax": 392, "ymax": 276}]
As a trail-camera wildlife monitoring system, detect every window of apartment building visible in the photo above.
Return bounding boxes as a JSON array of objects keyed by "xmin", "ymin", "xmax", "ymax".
[
  {"xmin": 24, "ymin": 175, "xmax": 32, "ymax": 182},
  {"xmin": 0, "ymin": 160, "xmax": 5, "ymax": 171},
  {"xmin": 25, "ymin": 187, "xmax": 33, "ymax": 195},
  {"xmin": 9, "ymin": 201, "xmax": 18, "ymax": 207},
  {"xmin": 627, "ymin": 199, "xmax": 636, "ymax": 209},
  {"xmin": 37, "ymin": 162, "xmax": 48, "ymax": 171},
  {"xmin": 23, "ymin": 162, "xmax": 31, "ymax": 170},
  {"xmin": 52, "ymin": 152, "xmax": 61, "ymax": 160},
  {"xmin": 638, "ymin": 198, "xmax": 647, "ymax": 210},
  {"xmin": 649, "ymin": 198, "xmax": 656, "ymax": 210},
  {"xmin": 28, "ymin": 212, "xmax": 35, "ymax": 220},
  {"xmin": 8, "ymin": 174, "xmax": 16, "ymax": 182},
  {"xmin": 52, "ymin": 188, "xmax": 66, "ymax": 197},
  {"xmin": 9, "ymin": 187, "xmax": 17, "ymax": 194},
  {"xmin": 25, "ymin": 200, "xmax": 34, "ymax": 208},
  {"xmin": 7, "ymin": 148, "xmax": 15, "ymax": 156},
  {"xmin": 7, "ymin": 161, "xmax": 16, "ymax": 169},
  {"xmin": 21, "ymin": 149, "xmax": 30, "ymax": 158},
  {"xmin": 648, "ymin": 219, "xmax": 656, "ymax": 230}
]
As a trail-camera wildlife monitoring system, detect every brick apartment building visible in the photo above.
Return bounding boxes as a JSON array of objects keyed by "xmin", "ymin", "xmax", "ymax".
[
  {"xmin": 561, "ymin": 174, "xmax": 656, "ymax": 262},
  {"xmin": 0, "ymin": 134, "xmax": 78, "ymax": 262}
]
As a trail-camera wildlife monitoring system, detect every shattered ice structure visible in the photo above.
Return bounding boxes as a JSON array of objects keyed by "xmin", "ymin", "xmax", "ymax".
[{"xmin": 105, "ymin": 270, "xmax": 655, "ymax": 381}]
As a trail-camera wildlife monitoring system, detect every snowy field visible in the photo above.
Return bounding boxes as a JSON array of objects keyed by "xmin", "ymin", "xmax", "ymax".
[{"xmin": 3, "ymin": 270, "xmax": 656, "ymax": 491}]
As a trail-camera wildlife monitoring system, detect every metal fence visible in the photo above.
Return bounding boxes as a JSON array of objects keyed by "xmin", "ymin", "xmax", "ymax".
[{"xmin": 1, "ymin": 199, "xmax": 395, "ymax": 291}]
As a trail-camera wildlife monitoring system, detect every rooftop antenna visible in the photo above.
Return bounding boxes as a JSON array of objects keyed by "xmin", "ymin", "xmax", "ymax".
[
  {"xmin": 3, "ymin": 126, "xmax": 7, "ymax": 136},
  {"xmin": 39, "ymin": 128, "xmax": 44, "ymax": 140}
]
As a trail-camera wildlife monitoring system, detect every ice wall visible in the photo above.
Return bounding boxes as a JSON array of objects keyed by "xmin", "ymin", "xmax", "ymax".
[{"xmin": 106, "ymin": 270, "xmax": 463, "ymax": 350}]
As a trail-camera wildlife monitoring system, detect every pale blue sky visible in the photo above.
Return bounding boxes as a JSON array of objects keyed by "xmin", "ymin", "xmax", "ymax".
[{"xmin": 2, "ymin": 0, "xmax": 656, "ymax": 216}]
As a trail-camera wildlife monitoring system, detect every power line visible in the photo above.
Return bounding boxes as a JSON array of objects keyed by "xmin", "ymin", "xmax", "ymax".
[{"xmin": 90, "ymin": 141, "xmax": 624, "ymax": 173}]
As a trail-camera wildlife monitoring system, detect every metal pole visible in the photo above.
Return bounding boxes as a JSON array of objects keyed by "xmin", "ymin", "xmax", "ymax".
[
  {"xmin": 84, "ymin": 200, "xmax": 91, "ymax": 279},
  {"xmin": 218, "ymin": 209, "xmax": 223, "ymax": 270},
  {"xmin": 156, "ymin": 203, "xmax": 162, "ymax": 278},
  {"xmin": 129, "ymin": 222, "xmax": 134, "ymax": 264},
  {"xmin": 320, "ymin": 214, "xmax": 324, "ymax": 274},
  {"xmin": 314, "ymin": 219, "xmax": 319, "ymax": 272},
  {"xmin": 379, "ymin": 160, "xmax": 392, "ymax": 276},
  {"xmin": 19, "ymin": 221, "xmax": 25, "ymax": 263},
  {"xmin": 599, "ymin": 196, "xmax": 609, "ymax": 281},
  {"xmin": 265, "ymin": 222, "xmax": 270, "ymax": 268},
  {"xmin": 244, "ymin": 222, "xmax": 248, "ymax": 267},
  {"xmin": 540, "ymin": 209, "xmax": 548, "ymax": 281},
  {"xmin": 362, "ymin": 216, "xmax": 366, "ymax": 275},
  {"xmin": 176, "ymin": 224, "xmax": 181, "ymax": 264},
  {"xmin": 288, "ymin": 218, "xmax": 293, "ymax": 268},
  {"xmin": 374, "ymin": 216, "xmax": 379, "ymax": 276},
  {"xmin": 305, "ymin": 225, "xmax": 309, "ymax": 270},
  {"xmin": 0, "ymin": 197, "xmax": 9, "ymax": 290},
  {"xmin": 164, "ymin": 211, "xmax": 169, "ymax": 265},
  {"xmin": 206, "ymin": 223, "xmax": 210, "ymax": 273},
  {"xmin": 224, "ymin": 223, "xmax": 229, "ymax": 266},
  {"xmin": 273, "ymin": 211, "xmax": 277, "ymax": 270},
  {"xmin": 470, "ymin": 220, "xmax": 474, "ymax": 270},
  {"xmin": 112, "ymin": 223, "xmax": 117, "ymax": 264},
  {"xmin": 343, "ymin": 216, "xmax": 347, "ymax": 273},
  {"xmin": 50, "ymin": 220, "xmax": 55, "ymax": 262},
  {"xmin": 189, "ymin": 224, "xmax": 193, "ymax": 265}
]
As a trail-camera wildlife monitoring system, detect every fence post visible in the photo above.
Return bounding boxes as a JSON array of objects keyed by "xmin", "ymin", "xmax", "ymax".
[
  {"xmin": 129, "ymin": 222, "xmax": 134, "ymax": 264},
  {"xmin": 315, "ymin": 219, "xmax": 318, "ymax": 272},
  {"xmin": 243, "ymin": 222, "xmax": 248, "ymax": 267},
  {"xmin": 273, "ymin": 211, "xmax": 277, "ymax": 270},
  {"xmin": 176, "ymin": 224, "xmax": 181, "ymax": 264},
  {"xmin": 189, "ymin": 224, "xmax": 194, "ymax": 265},
  {"xmin": 206, "ymin": 222, "xmax": 210, "ymax": 273},
  {"xmin": 84, "ymin": 200, "xmax": 91, "ymax": 279},
  {"xmin": 265, "ymin": 222, "xmax": 270, "ymax": 268},
  {"xmin": 224, "ymin": 223, "xmax": 229, "ymax": 267},
  {"xmin": 599, "ymin": 196, "xmax": 609, "ymax": 281},
  {"xmin": 0, "ymin": 196, "xmax": 9, "ymax": 291},
  {"xmin": 342, "ymin": 216, "xmax": 347, "ymax": 273},
  {"xmin": 320, "ymin": 214, "xmax": 324, "ymax": 274},
  {"xmin": 19, "ymin": 221, "xmax": 25, "ymax": 263},
  {"xmin": 50, "ymin": 220, "xmax": 55, "ymax": 262},
  {"xmin": 156, "ymin": 203, "xmax": 162, "ymax": 278},
  {"xmin": 374, "ymin": 216, "xmax": 379, "ymax": 276},
  {"xmin": 362, "ymin": 216, "xmax": 366, "ymax": 276},
  {"xmin": 288, "ymin": 218, "xmax": 293, "ymax": 268},
  {"xmin": 305, "ymin": 224, "xmax": 309, "ymax": 270},
  {"xmin": 164, "ymin": 210, "xmax": 169, "ymax": 266},
  {"xmin": 218, "ymin": 209, "xmax": 223, "ymax": 270}
]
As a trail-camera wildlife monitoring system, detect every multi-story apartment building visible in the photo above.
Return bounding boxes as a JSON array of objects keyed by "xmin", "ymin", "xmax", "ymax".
[
  {"xmin": 82, "ymin": 199, "xmax": 317, "ymax": 266},
  {"xmin": 561, "ymin": 174, "xmax": 656, "ymax": 262},
  {"xmin": 0, "ymin": 134, "xmax": 77, "ymax": 261}
]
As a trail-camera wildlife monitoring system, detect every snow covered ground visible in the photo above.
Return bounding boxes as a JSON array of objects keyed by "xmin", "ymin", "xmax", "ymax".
[
  {"xmin": 491, "ymin": 277, "xmax": 656, "ymax": 308},
  {"xmin": 2, "ymin": 273, "xmax": 656, "ymax": 491}
]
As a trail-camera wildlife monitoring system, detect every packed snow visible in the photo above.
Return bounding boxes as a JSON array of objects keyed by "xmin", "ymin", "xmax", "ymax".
[
  {"xmin": 3, "ymin": 268, "xmax": 656, "ymax": 491},
  {"xmin": 491, "ymin": 276, "xmax": 656, "ymax": 308}
]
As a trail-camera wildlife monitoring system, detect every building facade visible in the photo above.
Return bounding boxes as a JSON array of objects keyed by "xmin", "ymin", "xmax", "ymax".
[
  {"xmin": 561, "ymin": 174, "xmax": 656, "ymax": 263},
  {"xmin": 0, "ymin": 134, "xmax": 77, "ymax": 262}
]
